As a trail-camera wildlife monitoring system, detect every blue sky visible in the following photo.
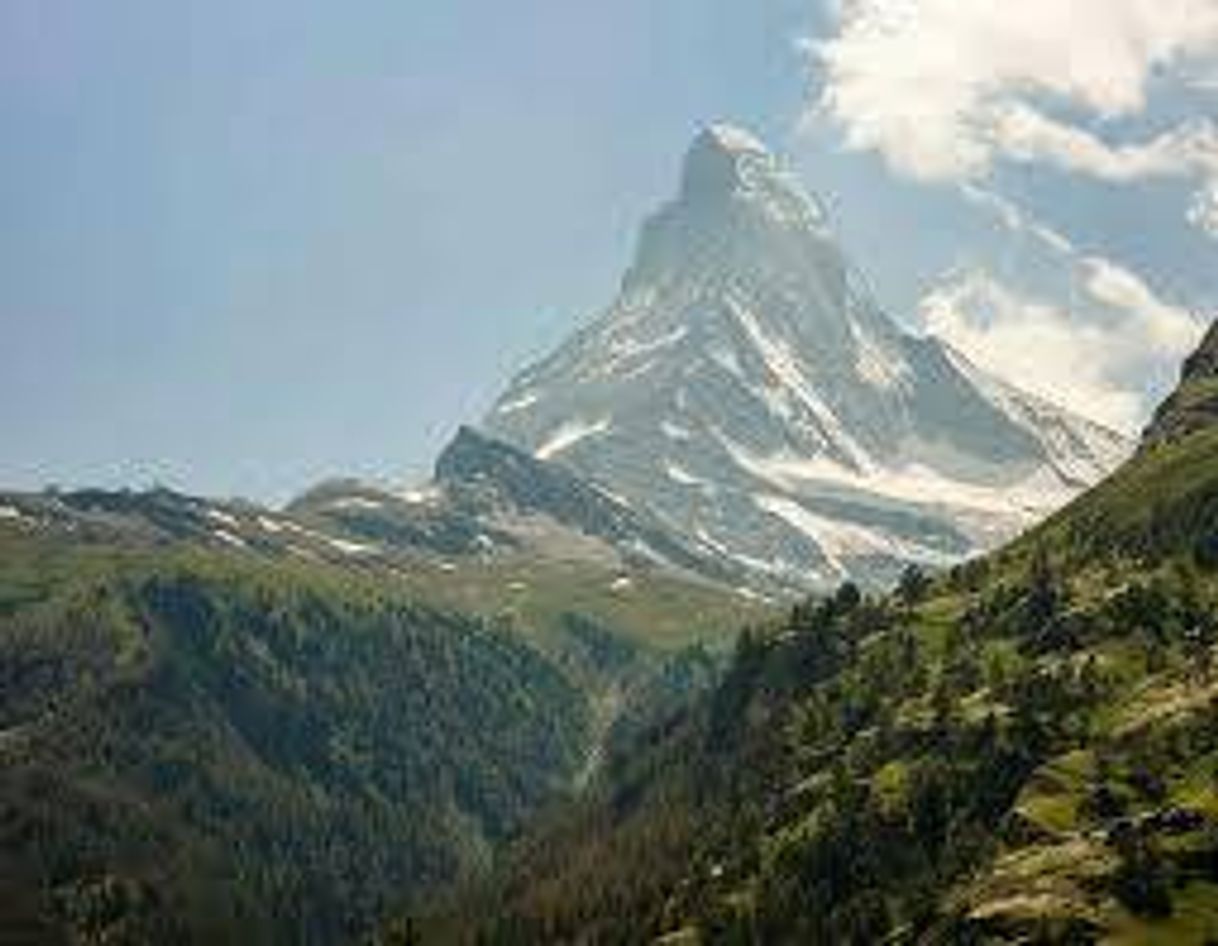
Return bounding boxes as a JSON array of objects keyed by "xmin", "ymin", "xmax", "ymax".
[{"xmin": 3, "ymin": 1, "xmax": 1215, "ymax": 502}]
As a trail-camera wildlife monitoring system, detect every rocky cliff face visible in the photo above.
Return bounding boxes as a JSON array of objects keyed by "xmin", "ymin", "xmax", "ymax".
[
  {"xmin": 483, "ymin": 125, "xmax": 1131, "ymax": 589},
  {"xmin": 1143, "ymin": 319, "xmax": 1218, "ymax": 448}
]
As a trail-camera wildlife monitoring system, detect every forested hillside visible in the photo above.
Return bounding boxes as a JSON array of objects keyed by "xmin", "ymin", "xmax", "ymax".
[
  {"xmin": 429, "ymin": 328, "xmax": 1218, "ymax": 945},
  {"xmin": 0, "ymin": 495, "xmax": 757, "ymax": 944}
]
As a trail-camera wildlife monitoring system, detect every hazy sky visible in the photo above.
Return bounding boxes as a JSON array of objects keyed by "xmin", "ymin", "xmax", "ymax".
[{"xmin": 3, "ymin": 1, "xmax": 1216, "ymax": 502}]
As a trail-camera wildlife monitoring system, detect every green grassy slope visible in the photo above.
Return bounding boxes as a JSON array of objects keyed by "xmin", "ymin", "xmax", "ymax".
[
  {"xmin": 1028, "ymin": 427, "xmax": 1218, "ymax": 566},
  {"xmin": 381, "ymin": 555, "xmax": 766, "ymax": 654}
]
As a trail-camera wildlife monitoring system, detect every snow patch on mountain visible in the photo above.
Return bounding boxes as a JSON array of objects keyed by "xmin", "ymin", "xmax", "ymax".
[
  {"xmin": 666, "ymin": 462, "xmax": 708, "ymax": 488},
  {"xmin": 213, "ymin": 529, "xmax": 248, "ymax": 549},
  {"xmin": 495, "ymin": 392, "xmax": 540, "ymax": 415},
  {"xmin": 851, "ymin": 318, "xmax": 913, "ymax": 392},
  {"xmin": 720, "ymin": 434, "xmax": 1073, "ymax": 520},
  {"xmin": 327, "ymin": 496, "xmax": 384, "ymax": 512},
  {"xmin": 756, "ymin": 495, "xmax": 957, "ymax": 579},
  {"xmin": 661, "ymin": 420, "xmax": 694, "ymax": 441},
  {"xmin": 205, "ymin": 508, "xmax": 241, "ymax": 530},
  {"xmin": 535, "ymin": 417, "xmax": 612, "ymax": 460},
  {"xmin": 399, "ymin": 484, "xmax": 442, "ymax": 505}
]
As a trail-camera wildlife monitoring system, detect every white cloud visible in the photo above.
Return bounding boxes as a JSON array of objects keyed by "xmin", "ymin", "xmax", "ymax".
[
  {"xmin": 957, "ymin": 184, "xmax": 1203, "ymax": 362},
  {"xmin": 808, "ymin": 0, "xmax": 1218, "ymax": 235},
  {"xmin": 933, "ymin": 184, "xmax": 1203, "ymax": 432},
  {"xmin": 1189, "ymin": 179, "xmax": 1218, "ymax": 234},
  {"xmin": 1078, "ymin": 256, "xmax": 1200, "ymax": 355},
  {"xmin": 990, "ymin": 107, "xmax": 1218, "ymax": 189},
  {"xmin": 921, "ymin": 263, "xmax": 1202, "ymax": 432},
  {"xmin": 959, "ymin": 183, "xmax": 1077, "ymax": 255},
  {"xmin": 921, "ymin": 271, "xmax": 1139, "ymax": 431}
]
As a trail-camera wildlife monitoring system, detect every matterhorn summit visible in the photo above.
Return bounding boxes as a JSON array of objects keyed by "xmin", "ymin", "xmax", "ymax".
[{"xmin": 484, "ymin": 124, "xmax": 1131, "ymax": 590}]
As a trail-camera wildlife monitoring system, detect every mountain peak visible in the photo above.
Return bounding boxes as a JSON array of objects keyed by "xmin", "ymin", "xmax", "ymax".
[
  {"xmin": 681, "ymin": 122, "xmax": 776, "ymax": 201},
  {"xmin": 698, "ymin": 123, "xmax": 771, "ymax": 157},
  {"xmin": 485, "ymin": 132, "xmax": 1129, "ymax": 591}
]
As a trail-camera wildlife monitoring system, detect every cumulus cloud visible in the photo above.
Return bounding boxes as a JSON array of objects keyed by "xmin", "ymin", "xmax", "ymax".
[
  {"xmin": 808, "ymin": 0, "xmax": 1218, "ymax": 235},
  {"xmin": 931, "ymin": 176, "xmax": 1204, "ymax": 432},
  {"xmin": 921, "ymin": 262, "xmax": 1203, "ymax": 432},
  {"xmin": 1079, "ymin": 256, "xmax": 1201, "ymax": 354},
  {"xmin": 922, "ymin": 271, "xmax": 1143, "ymax": 430}
]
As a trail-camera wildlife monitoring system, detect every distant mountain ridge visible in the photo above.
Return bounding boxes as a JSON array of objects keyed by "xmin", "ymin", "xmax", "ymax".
[
  {"xmin": 287, "ymin": 426, "xmax": 757, "ymax": 591},
  {"xmin": 483, "ymin": 124, "xmax": 1131, "ymax": 589}
]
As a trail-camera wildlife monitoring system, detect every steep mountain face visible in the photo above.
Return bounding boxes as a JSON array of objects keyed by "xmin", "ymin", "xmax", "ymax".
[
  {"xmin": 485, "ymin": 125, "xmax": 1130, "ymax": 589},
  {"xmin": 1143, "ymin": 319, "xmax": 1218, "ymax": 448}
]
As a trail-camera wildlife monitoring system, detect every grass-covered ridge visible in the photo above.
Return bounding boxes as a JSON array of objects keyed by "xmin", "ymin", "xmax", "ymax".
[{"xmin": 1029, "ymin": 426, "xmax": 1218, "ymax": 566}]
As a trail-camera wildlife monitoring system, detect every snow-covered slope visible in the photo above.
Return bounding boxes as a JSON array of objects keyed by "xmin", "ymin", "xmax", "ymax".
[{"xmin": 484, "ymin": 124, "xmax": 1131, "ymax": 590}]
